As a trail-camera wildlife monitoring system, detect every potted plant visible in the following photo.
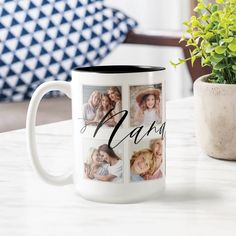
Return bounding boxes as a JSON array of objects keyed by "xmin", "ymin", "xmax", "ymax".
[{"xmin": 172, "ymin": 0, "xmax": 236, "ymax": 160}]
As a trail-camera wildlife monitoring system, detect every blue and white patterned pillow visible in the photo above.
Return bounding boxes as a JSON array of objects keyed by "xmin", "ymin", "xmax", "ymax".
[{"xmin": 0, "ymin": 0, "xmax": 137, "ymax": 101}]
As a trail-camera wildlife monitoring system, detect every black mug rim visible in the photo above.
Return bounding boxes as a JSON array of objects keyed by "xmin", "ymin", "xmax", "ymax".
[{"xmin": 72, "ymin": 65, "xmax": 165, "ymax": 74}]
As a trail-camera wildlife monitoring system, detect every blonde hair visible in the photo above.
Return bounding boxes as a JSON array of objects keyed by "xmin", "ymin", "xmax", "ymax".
[
  {"xmin": 130, "ymin": 148, "xmax": 156, "ymax": 175},
  {"xmin": 150, "ymin": 139, "xmax": 162, "ymax": 153},
  {"xmin": 108, "ymin": 87, "xmax": 121, "ymax": 100},
  {"xmin": 99, "ymin": 93, "xmax": 113, "ymax": 112},
  {"xmin": 88, "ymin": 90, "xmax": 102, "ymax": 107},
  {"xmin": 85, "ymin": 147, "xmax": 98, "ymax": 165},
  {"xmin": 140, "ymin": 94, "xmax": 160, "ymax": 112}
]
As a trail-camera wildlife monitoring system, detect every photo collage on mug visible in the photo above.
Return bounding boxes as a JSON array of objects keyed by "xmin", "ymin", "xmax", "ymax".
[{"xmin": 82, "ymin": 84, "xmax": 163, "ymax": 183}]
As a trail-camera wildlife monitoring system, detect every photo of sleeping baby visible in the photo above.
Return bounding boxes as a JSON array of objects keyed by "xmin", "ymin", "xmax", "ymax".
[
  {"xmin": 130, "ymin": 84, "xmax": 162, "ymax": 127},
  {"xmin": 83, "ymin": 85, "xmax": 122, "ymax": 127},
  {"xmin": 83, "ymin": 140, "xmax": 123, "ymax": 183},
  {"xmin": 130, "ymin": 139, "xmax": 163, "ymax": 182}
]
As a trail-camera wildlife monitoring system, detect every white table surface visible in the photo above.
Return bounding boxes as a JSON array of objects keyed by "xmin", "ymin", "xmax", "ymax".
[{"xmin": 1, "ymin": 97, "xmax": 236, "ymax": 236}]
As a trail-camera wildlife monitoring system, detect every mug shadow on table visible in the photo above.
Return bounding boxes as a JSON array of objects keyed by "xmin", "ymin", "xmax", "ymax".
[
  {"xmin": 77, "ymin": 186, "xmax": 221, "ymax": 206},
  {"xmin": 150, "ymin": 185, "xmax": 222, "ymax": 203}
]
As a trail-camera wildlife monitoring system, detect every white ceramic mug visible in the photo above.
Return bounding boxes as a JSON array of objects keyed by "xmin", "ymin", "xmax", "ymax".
[{"xmin": 26, "ymin": 65, "xmax": 166, "ymax": 203}]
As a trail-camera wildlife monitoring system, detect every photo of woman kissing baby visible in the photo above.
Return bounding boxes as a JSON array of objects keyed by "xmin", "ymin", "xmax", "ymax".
[{"xmin": 84, "ymin": 142, "xmax": 123, "ymax": 183}]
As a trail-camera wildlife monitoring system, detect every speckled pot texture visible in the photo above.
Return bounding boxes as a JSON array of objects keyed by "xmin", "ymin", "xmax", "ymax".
[{"xmin": 194, "ymin": 75, "xmax": 236, "ymax": 161}]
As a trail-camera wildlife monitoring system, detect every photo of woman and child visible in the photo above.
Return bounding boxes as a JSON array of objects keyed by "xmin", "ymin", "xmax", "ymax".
[
  {"xmin": 130, "ymin": 139, "xmax": 163, "ymax": 182},
  {"xmin": 83, "ymin": 86, "xmax": 122, "ymax": 127},
  {"xmin": 130, "ymin": 85, "xmax": 162, "ymax": 127},
  {"xmin": 84, "ymin": 143, "xmax": 123, "ymax": 183}
]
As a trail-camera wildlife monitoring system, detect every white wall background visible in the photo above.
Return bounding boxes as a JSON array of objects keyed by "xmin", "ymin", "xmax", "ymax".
[{"xmin": 102, "ymin": 0, "xmax": 193, "ymax": 100}]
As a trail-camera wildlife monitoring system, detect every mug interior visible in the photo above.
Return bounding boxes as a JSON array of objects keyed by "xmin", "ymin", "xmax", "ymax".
[{"xmin": 73, "ymin": 65, "xmax": 165, "ymax": 74}]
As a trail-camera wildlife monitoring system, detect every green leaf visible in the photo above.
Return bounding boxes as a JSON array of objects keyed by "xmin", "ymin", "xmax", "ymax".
[
  {"xmin": 211, "ymin": 4, "xmax": 219, "ymax": 12},
  {"xmin": 180, "ymin": 35, "xmax": 186, "ymax": 42},
  {"xmin": 228, "ymin": 43, "xmax": 236, "ymax": 52},
  {"xmin": 214, "ymin": 62, "xmax": 227, "ymax": 70},
  {"xmin": 205, "ymin": 32, "xmax": 214, "ymax": 39},
  {"xmin": 202, "ymin": 14, "xmax": 210, "ymax": 21},
  {"xmin": 170, "ymin": 58, "xmax": 187, "ymax": 68},
  {"xmin": 178, "ymin": 58, "xmax": 187, "ymax": 64},
  {"xmin": 229, "ymin": 51, "xmax": 236, "ymax": 56},
  {"xmin": 219, "ymin": 29, "xmax": 227, "ymax": 37},
  {"xmin": 211, "ymin": 12, "xmax": 220, "ymax": 21},
  {"xmin": 229, "ymin": 25, "xmax": 236, "ymax": 32},
  {"xmin": 191, "ymin": 55, "xmax": 197, "ymax": 66},
  {"xmin": 170, "ymin": 61, "xmax": 177, "ymax": 68},
  {"xmin": 183, "ymin": 21, "xmax": 189, "ymax": 27},
  {"xmin": 202, "ymin": 57, "xmax": 210, "ymax": 65},
  {"xmin": 223, "ymin": 37, "xmax": 234, "ymax": 43},
  {"xmin": 215, "ymin": 46, "xmax": 227, "ymax": 54},
  {"xmin": 232, "ymin": 65, "xmax": 236, "ymax": 71},
  {"xmin": 192, "ymin": 20, "xmax": 200, "ymax": 27},
  {"xmin": 193, "ymin": 7, "xmax": 199, "ymax": 12},
  {"xmin": 216, "ymin": 0, "xmax": 224, "ymax": 3},
  {"xmin": 205, "ymin": 45, "xmax": 214, "ymax": 53},
  {"xmin": 198, "ymin": 2, "xmax": 205, "ymax": 10},
  {"xmin": 219, "ymin": 39, "xmax": 225, "ymax": 46},
  {"xmin": 210, "ymin": 53, "xmax": 224, "ymax": 63},
  {"xmin": 193, "ymin": 31, "xmax": 201, "ymax": 37}
]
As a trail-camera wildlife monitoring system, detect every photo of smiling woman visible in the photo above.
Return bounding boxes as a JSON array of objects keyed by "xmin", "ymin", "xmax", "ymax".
[
  {"xmin": 130, "ymin": 139, "xmax": 163, "ymax": 182},
  {"xmin": 83, "ymin": 140, "xmax": 123, "ymax": 183}
]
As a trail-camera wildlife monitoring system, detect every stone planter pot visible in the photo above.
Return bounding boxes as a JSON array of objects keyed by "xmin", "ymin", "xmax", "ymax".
[{"xmin": 194, "ymin": 75, "xmax": 236, "ymax": 160}]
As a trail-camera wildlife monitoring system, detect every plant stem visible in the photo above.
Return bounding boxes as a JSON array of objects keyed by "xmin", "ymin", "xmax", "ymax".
[
  {"xmin": 224, "ymin": 57, "xmax": 232, "ymax": 83},
  {"xmin": 206, "ymin": 8, "xmax": 212, "ymax": 14}
]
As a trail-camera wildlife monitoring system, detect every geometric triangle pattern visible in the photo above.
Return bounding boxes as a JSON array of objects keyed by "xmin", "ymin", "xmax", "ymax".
[{"xmin": 0, "ymin": 0, "xmax": 138, "ymax": 101}]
